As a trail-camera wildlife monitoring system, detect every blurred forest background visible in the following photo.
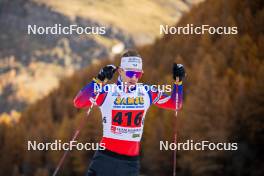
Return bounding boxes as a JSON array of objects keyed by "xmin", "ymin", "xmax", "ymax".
[{"xmin": 0, "ymin": 0, "xmax": 263, "ymax": 176}]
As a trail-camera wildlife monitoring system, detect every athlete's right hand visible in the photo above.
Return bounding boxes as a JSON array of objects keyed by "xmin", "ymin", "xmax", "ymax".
[{"xmin": 97, "ymin": 65, "xmax": 117, "ymax": 82}]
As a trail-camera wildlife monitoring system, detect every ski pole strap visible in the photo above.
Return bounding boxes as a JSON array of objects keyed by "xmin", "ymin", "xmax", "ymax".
[
  {"xmin": 93, "ymin": 77, "xmax": 103, "ymax": 84},
  {"xmin": 174, "ymin": 81, "xmax": 182, "ymax": 85}
]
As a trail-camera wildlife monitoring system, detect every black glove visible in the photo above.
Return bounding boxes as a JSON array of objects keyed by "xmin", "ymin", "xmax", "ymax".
[
  {"xmin": 173, "ymin": 63, "xmax": 185, "ymax": 81},
  {"xmin": 97, "ymin": 65, "xmax": 117, "ymax": 81}
]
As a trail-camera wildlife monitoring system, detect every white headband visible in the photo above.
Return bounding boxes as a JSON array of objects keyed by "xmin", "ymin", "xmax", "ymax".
[{"xmin": 120, "ymin": 56, "xmax": 142, "ymax": 70}]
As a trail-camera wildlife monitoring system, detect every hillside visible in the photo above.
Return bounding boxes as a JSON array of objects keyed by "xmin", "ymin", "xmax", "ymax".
[
  {"xmin": 0, "ymin": 0, "xmax": 133, "ymax": 117},
  {"xmin": 34, "ymin": 0, "xmax": 204, "ymax": 45},
  {"xmin": 0, "ymin": 0, "xmax": 263, "ymax": 175},
  {"xmin": 0, "ymin": 0, "xmax": 201, "ymax": 119}
]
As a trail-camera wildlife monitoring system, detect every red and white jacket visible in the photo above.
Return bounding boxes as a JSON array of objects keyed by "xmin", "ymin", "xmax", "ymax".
[{"xmin": 74, "ymin": 77, "xmax": 183, "ymax": 156}]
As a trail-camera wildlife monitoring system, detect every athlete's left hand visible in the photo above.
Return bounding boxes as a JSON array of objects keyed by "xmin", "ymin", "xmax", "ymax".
[{"xmin": 173, "ymin": 63, "xmax": 185, "ymax": 81}]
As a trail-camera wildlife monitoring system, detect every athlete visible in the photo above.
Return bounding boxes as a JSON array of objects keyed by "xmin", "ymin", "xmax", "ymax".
[{"xmin": 73, "ymin": 50, "xmax": 185, "ymax": 176}]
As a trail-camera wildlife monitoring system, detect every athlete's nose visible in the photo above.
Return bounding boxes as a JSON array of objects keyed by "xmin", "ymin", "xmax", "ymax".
[{"xmin": 131, "ymin": 75, "xmax": 138, "ymax": 81}]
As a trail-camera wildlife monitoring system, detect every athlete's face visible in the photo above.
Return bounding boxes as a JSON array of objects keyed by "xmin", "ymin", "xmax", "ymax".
[{"xmin": 118, "ymin": 68, "xmax": 143, "ymax": 86}]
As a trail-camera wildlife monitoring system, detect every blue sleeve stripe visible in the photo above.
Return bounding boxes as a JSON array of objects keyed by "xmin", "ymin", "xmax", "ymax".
[{"xmin": 147, "ymin": 90, "xmax": 153, "ymax": 105}]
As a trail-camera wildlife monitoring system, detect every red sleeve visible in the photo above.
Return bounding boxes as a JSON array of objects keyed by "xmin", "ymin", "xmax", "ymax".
[
  {"xmin": 148, "ymin": 82, "xmax": 183, "ymax": 111},
  {"xmin": 73, "ymin": 80, "xmax": 107, "ymax": 109}
]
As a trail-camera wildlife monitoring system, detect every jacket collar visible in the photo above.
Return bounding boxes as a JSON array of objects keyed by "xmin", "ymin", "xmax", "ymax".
[{"xmin": 116, "ymin": 76, "xmax": 137, "ymax": 93}]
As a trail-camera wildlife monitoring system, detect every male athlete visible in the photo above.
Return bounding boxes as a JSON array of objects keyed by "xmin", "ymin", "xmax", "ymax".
[{"xmin": 74, "ymin": 50, "xmax": 185, "ymax": 176}]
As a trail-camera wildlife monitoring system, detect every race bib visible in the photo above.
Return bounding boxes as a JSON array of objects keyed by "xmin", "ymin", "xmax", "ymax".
[{"xmin": 112, "ymin": 110, "xmax": 144, "ymax": 128}]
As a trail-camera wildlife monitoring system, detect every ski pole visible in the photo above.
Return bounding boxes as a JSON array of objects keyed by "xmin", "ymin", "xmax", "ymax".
[
  {"xmin": 52, "ymin": 92, "xmax": 100, "ymax": 176},
  {"xmin": 173, "ymin": 83, "xmax": 179, "ymax": 176}
]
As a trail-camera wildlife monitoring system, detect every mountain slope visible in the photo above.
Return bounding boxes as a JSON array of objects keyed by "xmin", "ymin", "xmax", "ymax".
[
  {"xmin": 0, "ymin": 0, "xmax": 202, "ymax": 118},
  {"xmin": 34, "ymin": 0, "xmax": 204, "ymax": 45}
]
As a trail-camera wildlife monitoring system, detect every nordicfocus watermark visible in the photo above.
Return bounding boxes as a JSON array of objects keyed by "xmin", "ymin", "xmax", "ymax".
[
  {"xmin": 94, "ymin": 82, "xmax": 172, "ymax": 93},
  {"xmin": 27, "ymin": 140, "xmax": 106, "ymax": 151},
  {"xmin": 27, "ymin": 24, "xmax": 106, "ymax": 35},
  {"xmin": 160, "ymin": 140, "xmax": 238, "ymax": 151},
  {"xmin": 160, "ymin": 24, "xmax": 238, "ymax": 35}
]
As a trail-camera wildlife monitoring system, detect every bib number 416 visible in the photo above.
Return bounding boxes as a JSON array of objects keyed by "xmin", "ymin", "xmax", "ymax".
[{"xmin": 112, "ymin": 110, "xmax": 144, "ymax": 127}]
